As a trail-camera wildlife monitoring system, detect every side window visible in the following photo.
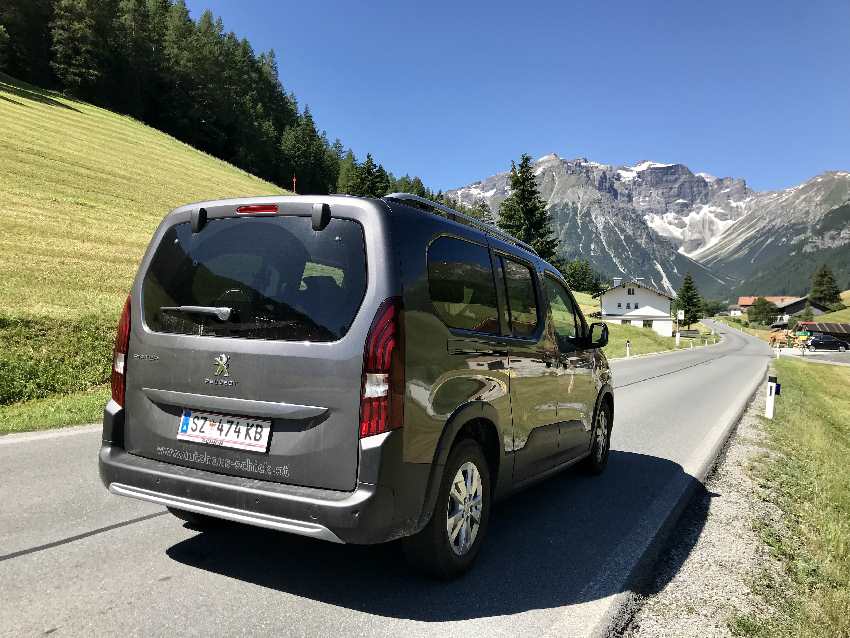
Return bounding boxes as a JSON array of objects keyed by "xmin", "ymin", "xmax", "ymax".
[
  {"xmin": 501, "ymin": 257, "xmax": 539, "ymax": 337},
  {"xmin": 428, "ymin": 237, "xmax": 499, "ymax": 334},
  {"xmin": 545, "ymin": 275, "xmax": 580, "ymax": 349}
]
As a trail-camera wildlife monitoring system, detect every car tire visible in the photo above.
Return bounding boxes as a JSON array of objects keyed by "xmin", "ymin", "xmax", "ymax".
[
  {"xmin": 402, "ymin": 439, "xmax": 491, "ymax": 580},
  {"xmin": 583, "ymin": 401, "xmax": 612, "ymax": 475},
  {"xmin": 840, "ymin": 346, "xmax": 846, "ymax": 353},
  {"xmin": 167, "ymin": 507, "xmax": 220, "ymax": 528}
]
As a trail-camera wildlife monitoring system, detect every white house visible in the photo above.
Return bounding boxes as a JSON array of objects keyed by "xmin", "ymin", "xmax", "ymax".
[{"xmin": 594, "ymin": 277, "xmax": 675, "ymax": 337}]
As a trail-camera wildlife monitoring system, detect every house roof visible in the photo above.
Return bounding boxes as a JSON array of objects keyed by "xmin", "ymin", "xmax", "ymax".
[
  {"xmin": 774, "ymin": 297, "xmax": 831, "ymax": 311},
  {"xmin": 737, "ymin": 295, "xmax": 801, "ymax": 307},
  {"xmin": 593, "ymin": 279, "xmax": 674, "ymax": 300},
  {"xmin": 798, "ymin": 321, "xmax": 850, "ymax": 335}
]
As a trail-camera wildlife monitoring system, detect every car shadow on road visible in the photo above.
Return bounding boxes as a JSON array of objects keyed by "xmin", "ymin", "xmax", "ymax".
[{"xmin": 165, "ymin": 450, "xmax": 708, "ymax": 621}]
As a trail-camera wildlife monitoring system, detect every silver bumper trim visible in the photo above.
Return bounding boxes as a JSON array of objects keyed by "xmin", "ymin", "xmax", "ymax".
[{"xmin": 108, "ymin": 483, "xmax": 344, "ymax": 543}]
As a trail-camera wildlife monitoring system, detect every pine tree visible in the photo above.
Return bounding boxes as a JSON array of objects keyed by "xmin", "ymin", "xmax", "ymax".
[
  {"xmin": 467, "ymin": 199, "xmax": 496, "ymax": 225},
  {"xmin": 336, "ymin": 150, "xmax": 358, "ymax": 194},
  {"xmin": 50, "ymin": 0, "xmax": 101, "ymax": 95},
  {"xmin": 0, "ymin": 25, "xmax": 8, "ymax": 70},
  {"xmin": 279, "ymin": 108, "xmax": 336, "ymax": 194},
  {"xmin": 561, "ymin": 259, "xmax": 600, "ymax": 293},
  {"xmin": 673, "ymin": 273, "xmax": 702, "ymax": 328},
  {"xmin": 350, "ymin": 153, "xmax": 386, "ymax": 197},
  {"xmin": 498, "ymin": 154, "xmax": 559, "ymax": 261},
  {"xmin": 798, "ymin": 301, "xmax": 814, "ymax": 323},
  {"xmin": 0, "ymin": 0, "xmax": 54, "ymax": 85},
  {"xmin": 113, "ymin": 0, "xmax": 153, "ymax": 117},
  {"xmin": 748, "ymin": 296, "xmax": 779, "ymax": 326},
  {"xmin": 809, "ymin": 264, "xmax": 842, "ymax": 307},
  {"xmin": 373, "ymin": 163, "xmax": 391, "ymax": 197}
]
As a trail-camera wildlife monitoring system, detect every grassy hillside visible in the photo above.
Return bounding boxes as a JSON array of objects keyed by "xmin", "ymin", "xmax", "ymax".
[
  {"xmin": 0, "ymin": 73, "xmax": 284, "ymax": 319},
  {"xmin": 0, "ymin": 74, "xmax": 285, "ymax": 432},
  {"xmin": 572, "ymin": 290, "xmax": 598, "ymax": 316},
  {"xmin": 818, "ymin": 290, "xmax": 850, "ymax": 323}
]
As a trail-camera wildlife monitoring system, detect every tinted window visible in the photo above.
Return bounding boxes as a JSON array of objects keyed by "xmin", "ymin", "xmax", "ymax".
[
  {"xmin": 428, "ymin": 237, "xmax": 499, "ymax": 334},
  {"xmin": 143, "ymin": 216, "xmax": 367, "ymax": 341},
  {"xmin": 545, "ymin": 275, "xmax": 580, "ymax": 349},
  {"xmin": 502, "ymin": 258, "xmax": 539, "ymax": 337}
]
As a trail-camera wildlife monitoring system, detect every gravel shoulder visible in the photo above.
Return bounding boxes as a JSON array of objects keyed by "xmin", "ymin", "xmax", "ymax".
[{"xmin": 619, "ymin": 385, "xmax": 783, "ymax": 637}]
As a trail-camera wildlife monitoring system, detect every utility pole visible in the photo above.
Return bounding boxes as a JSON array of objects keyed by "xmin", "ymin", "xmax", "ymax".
[{"xmin": 292, "ymin": 175, "xmax": 297, "ymax": 194}]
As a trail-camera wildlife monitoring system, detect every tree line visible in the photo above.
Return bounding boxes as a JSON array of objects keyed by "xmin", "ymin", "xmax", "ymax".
[{"xmin": 0, "ymin": 0, "xmax": 441, "ymax": 198}]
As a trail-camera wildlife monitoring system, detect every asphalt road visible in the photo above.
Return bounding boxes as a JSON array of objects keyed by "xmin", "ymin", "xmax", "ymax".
[{"xmin": 0, "ymin": 323, "xmax": 771, "ymax": 638}]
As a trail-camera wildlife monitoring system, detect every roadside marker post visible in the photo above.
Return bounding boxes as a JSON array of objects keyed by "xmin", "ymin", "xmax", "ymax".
[
  {"xmin": 675, "ymin": 331, "xmax": 680, "ymax": 348},
  {"xmin": 765, "ymin": 375, "xmax": 780, "ymax": 419},
  {"xmin": 625, "ymin": 340, "xmax": 631, "ymax": 358}
]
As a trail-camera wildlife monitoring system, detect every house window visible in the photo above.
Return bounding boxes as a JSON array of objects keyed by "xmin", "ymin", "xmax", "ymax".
[
  {"xmin": 643, "ymin": 320, "xmax": 653, "ymax": 328},
  {"xmin": 622, "ymin": 319, "xmax": 631, "ymax": 325},
  {"xmin": 634, "ymin": 303, "xmax": 639, "ymax": 309},
  {"xmin": 617, "ymin": 302, "xmax": 622, "ymax": 308},
  {"xmin": 626, "ymin": 303, "xmax": 631, "ymax": 309},
  {"xmin": 627, "ymin": 288, "xmax": 635, "ymax": 295}
]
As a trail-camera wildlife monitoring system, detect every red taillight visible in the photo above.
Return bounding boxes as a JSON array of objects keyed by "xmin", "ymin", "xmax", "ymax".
[
  {"xmin": 236, "ymin": 204, "xmax": 278, "ymax": 215},
  {"xmin": 359, "ymin": 297, "xmax": 404, "ymax": 438},
  {"xmin": 111, "ymin": 295, "xmax": 131, "ymax": 406}
]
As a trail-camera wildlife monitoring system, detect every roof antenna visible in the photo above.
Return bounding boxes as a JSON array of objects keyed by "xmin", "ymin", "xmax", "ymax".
[
  {"xmin": 312, "ymin": 202, "xmax": 331, "ymax": 231},
  {"xmin": 191, "ymin": 207, "xmax": 207, "ymax": 233}
]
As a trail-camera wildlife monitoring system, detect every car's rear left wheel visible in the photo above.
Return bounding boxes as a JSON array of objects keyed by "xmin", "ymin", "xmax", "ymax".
[{"xmin": 402, "ymin": 439, "xmax": 491, "ymax": 579}]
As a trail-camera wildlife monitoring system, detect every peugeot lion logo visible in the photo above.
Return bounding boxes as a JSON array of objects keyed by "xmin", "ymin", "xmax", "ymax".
[
  {"xmin": 213, "ymin": 353, "xmax": 230, "ymax": 377},
  {"xmin": 205, "ymin": 354, "xmax": 236, "ymax": 386}
]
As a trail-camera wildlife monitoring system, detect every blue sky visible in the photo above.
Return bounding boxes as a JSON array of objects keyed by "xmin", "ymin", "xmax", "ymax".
[{"xmin": 185, "ymin": 0, "xmax": 849, "ymax": 192}]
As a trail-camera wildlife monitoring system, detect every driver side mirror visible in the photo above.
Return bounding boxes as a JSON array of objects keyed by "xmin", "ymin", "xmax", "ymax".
[{"xmin": 587, "ymin": 322, "xmax": 608, "ymax": 349}]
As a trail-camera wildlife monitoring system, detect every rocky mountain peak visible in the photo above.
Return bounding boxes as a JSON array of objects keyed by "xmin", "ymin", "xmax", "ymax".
[{"xmin": 446, "ymin": 155, "xmax": 850, "ymax": 298}]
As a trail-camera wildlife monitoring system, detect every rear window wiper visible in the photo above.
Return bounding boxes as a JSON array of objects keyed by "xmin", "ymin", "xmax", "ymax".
[{"xmin": 160, "ymin": 305, "xmax": 233, "ymax": 321}]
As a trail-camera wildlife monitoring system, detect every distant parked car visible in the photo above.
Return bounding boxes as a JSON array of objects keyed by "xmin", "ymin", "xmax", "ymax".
[{"xmin": 807, "ymin": 334, "xmax": 849, "ymax": 352}]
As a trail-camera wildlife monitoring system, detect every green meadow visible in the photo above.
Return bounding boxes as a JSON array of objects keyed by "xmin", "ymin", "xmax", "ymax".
[{"xmin": 0, "ymin": 74, "xmax": 284, "ymax": 433}]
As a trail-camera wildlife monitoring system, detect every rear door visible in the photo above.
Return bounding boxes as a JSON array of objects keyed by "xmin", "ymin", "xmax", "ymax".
[
  {"xmin": 497, "ymin": 255, "xmax": 561, "ymax": 481},
  {"xmin": 124, "ymin": 209, "xmax": 373, "ymax": 492},
  {"xmin": 543, "ymin": 274, "xmax": 595, "ymax": 461}
]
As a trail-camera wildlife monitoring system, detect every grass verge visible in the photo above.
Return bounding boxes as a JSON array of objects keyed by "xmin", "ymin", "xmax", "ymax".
[
  {"xmin": 603, "ymin": 322, "xmax": 680, "ymax": 358},
  {"xmin": 732, "ymin": 357, "xmax": 850, "ymax": 637},
  {"xmin": 0, "ymin": 385, "xmax": 109, "ymax": 434}
]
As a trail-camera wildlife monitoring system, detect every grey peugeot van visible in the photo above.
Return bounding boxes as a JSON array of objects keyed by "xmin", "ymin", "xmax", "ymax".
[{"xmin": 99, "ymin": 193, "xmax": 613, "ymax": 578}]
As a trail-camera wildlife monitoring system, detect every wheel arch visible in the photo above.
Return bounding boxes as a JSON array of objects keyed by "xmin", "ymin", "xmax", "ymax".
[{"xmin": 415, "ymin": 402, "xmax": 505, "ymax": 530}]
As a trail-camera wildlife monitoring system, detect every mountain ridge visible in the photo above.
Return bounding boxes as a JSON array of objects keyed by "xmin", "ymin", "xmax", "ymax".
[{"xmin": 446, "ymin": 154, "xmax": 850, "ymax": 298}]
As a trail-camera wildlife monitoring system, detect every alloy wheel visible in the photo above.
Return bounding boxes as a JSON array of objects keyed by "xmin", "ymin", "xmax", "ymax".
[
  {"xmin": 594, "ymin": 409, "xmax": 609, "ymax": 463},
  {"xmin": 446, "ymin": 461, "xmax": 483, "ymax": 556}
]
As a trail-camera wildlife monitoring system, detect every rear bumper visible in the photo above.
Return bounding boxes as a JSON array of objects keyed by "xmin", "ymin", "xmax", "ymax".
[
  {"xmin": 99, "ymin": 403, "xmax": 428, "ymax": 544},
  {"xmin": 107, "ymin": 481, "xmax": 344, "ymax": 543}
]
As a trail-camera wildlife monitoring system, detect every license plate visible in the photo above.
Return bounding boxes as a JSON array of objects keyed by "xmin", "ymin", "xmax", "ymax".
[{"xmin": 176, "ymin": 409, "xmax": 271, "ymax": 453}]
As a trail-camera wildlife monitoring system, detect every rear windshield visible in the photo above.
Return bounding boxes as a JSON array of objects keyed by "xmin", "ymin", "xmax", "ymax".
[{"xmin": 142, "ymin": 216, "xmax": 367, "ymax": 341}]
